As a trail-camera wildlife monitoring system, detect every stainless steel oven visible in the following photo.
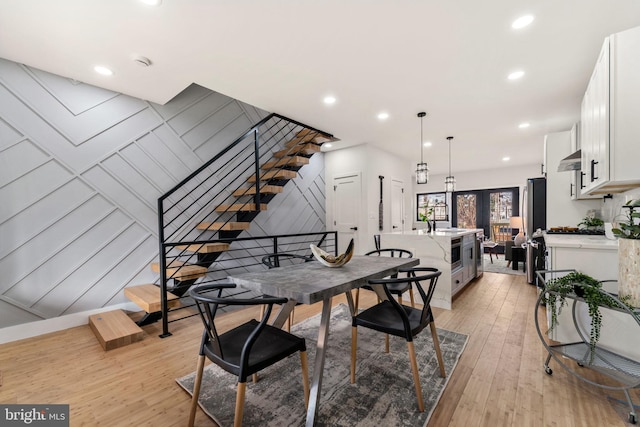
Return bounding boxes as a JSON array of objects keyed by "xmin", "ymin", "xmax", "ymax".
[{"xmin": 451, "ymin": 237, "xmax": 462, "ymax": 271}]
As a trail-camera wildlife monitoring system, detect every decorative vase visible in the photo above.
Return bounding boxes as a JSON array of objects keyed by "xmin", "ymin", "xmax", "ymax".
[{"xmin": 618, "ymin": 238, "xmax": 640, "ymax": 307}]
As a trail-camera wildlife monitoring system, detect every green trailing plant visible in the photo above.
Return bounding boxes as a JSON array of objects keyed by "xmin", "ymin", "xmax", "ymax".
[
  {"xmin": 543, "ymin": 272, "xmax": 637, "ymax": 363},
  {"xmin": 612, "ymin": 199, "xmax": 640, "ymax": 239}
]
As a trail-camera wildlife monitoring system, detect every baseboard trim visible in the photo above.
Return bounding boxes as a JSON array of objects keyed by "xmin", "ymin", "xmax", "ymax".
[{"xmin": 0, "ymin": 302, "xmax": 142, "ymax": 345}]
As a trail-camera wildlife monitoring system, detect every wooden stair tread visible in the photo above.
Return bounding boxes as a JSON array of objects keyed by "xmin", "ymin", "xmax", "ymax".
[
  {"xmin": 150, "ymin": 261, "xmax": 207, "ymax": 281},
  {"xmin": 215, "ymin": 203, "xmax": 268, "ymax": 212},
  {"xmin": 274, "ymin": 143, "xmax": 321, "ymax": 158},
  {"xmin": 232, "ymin": 185, "xmax": 283, "ymax": 196},
  {"xmin": 262, "ymin": 156, "xmax": 309, "ymax": 169},
  {"xmin": 125, "ymin": 284, "xmax": 181, "ymax": 313},
  {"xmin": 285, "ymin": 129, "xmax": 334, "ymax": 147},
  {"xmin": 247, "ymin": 169, "xmax": 297, "ymax": 182},
  {"xmin": 176, "ymin": 243, "xmax": 230, "ymax": 253},
  {"xmin": 196, "ymin": 221, "xmax": 251, "ymax": 231},
  {"xmin": 89, "ymin": 309, "xmax": 144, "ymax": 351}
]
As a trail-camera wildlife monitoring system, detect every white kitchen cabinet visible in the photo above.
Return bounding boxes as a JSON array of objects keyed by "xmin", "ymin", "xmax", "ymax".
[
  {"xmin": 570, "ymin": 123, "xmax": 599, "ymax": 200},
  {"xmin": 543, "ymin": 234, "xmax": 640, "ymax": 366},
  {"xmin": 545, "ymin": 131, "xmax": 602, "ymax": 228},
  {"xmin": 581, "ymin": 26, "xmax": 640, "ymax": 195}
]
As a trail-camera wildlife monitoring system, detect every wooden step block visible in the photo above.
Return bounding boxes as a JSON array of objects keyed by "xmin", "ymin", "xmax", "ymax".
[
  {"xmin": 176, "ymin": 242, "xmax": 230, "ymax": 253},
  {"xmin": 274, "ymin": 143, "xmax": 321, "ymax": 158},
  {"xmin": 247, "ymin": 169, "xmax": 297, "ymax": 182},
  {"xmin": 89, "ymin": 309, "xmax": 144, "ymax": 351},
  {"xmin": 232, "ymin": 185, "xmax": 283, "ymax": 196},
  {"xmin": 124, "ymin": 284, "xmax": 181, "ymax": 313},
  {"xmin": 214, "ymin": 203, "xmax": 268, "ymax": 212},
  {"xmin": 262, "ymin": 156, "xmax": 309, "ymax": 169},
  {"xmin": 150, "ymin": 261, "xmax": 208, "ymax": 281},
  {"xmin": 196, "ymin": 221, "xmax": 251, "ymax": 231}
]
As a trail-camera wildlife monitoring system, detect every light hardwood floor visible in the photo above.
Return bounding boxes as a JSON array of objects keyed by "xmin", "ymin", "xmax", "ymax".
[{"xmin": 0, "ymin": 272, "xmax": 637, "ymax": 426}]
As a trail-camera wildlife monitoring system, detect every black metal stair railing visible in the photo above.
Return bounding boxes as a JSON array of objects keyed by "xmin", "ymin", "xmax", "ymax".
[{"xmin": 155, "ymin": 113, "xmax": 336, "ymax": 336}]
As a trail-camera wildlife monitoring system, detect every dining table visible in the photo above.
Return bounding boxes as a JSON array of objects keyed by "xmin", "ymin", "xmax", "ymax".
[{"xmin": 228, "ymin": 254, "xmax": 419, "ymax": 426}]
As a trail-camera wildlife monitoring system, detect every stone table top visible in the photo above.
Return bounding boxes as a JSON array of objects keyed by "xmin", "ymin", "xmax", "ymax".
[{"xmin": 228, "ymin": 255, "xmax": 419, "ymax": 304}]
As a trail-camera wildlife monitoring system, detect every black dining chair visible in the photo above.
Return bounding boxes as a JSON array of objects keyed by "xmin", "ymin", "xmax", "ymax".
[
  {"xmin": 354, "ymin": 249, "xmax": 414, "ymax": 312},
  {"xmin": 260, "ymin": 253, "xmax": 313, "ymax": 331},
  {"xmin": 188, "ymin": 283, "xmax": 310, "ymax": 427},
  {"xmin": 350, "ymin": 267, "xmax": 445, "ymax": 412}
]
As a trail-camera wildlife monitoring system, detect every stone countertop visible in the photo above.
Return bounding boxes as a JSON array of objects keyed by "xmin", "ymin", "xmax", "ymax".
[
  {"xmin": 544, "ymin": 233, "xmax": 619, "ymax": 250},
  {"xmin": 385, "ymin": 228, "xmax": 483, "ymax": 239}
]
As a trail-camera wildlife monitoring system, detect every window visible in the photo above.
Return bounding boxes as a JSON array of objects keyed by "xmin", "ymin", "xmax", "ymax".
[
  {"xmin": 451, "ymin": 187, "xmax": 519, "ymax": 239},
  {"xmin": 456, "ymin": 194, "xmax": 477, "ymax": 228},
  {"xmin": 416, "ymin": 192, "xmax": 448, "ymax": 221}
]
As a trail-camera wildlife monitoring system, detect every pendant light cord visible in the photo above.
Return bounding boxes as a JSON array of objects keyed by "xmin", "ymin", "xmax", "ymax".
[
  {"xmin": 420, "ymin": 117, "xmax": 424, "ymax": 163},
  {"xmin": 448, "ymin": 137, "xmax": 451, "ymax": 176}
]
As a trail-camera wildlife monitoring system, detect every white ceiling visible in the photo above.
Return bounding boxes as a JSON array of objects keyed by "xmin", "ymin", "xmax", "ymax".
[{"xmin": 1, "ymin": 1, "xmax": 640, "ymax": 175}]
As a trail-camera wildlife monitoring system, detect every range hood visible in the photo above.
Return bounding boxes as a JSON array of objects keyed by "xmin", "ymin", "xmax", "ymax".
[{"xmin": 557, "ymin": 150, "xmax": 582, "ymax": 172}]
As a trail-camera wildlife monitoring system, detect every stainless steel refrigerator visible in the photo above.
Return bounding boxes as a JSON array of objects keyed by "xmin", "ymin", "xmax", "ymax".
[
  {"xmin": 523, "ymin": 177, "xmax": 546, "ymax": 284},
  {"xmin": 523, "ymin": 177, "xmax": 546, "ymax": 237}
]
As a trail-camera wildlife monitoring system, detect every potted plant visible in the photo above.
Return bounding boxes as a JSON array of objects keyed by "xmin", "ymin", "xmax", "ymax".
[
  {"xmin": 578, "ymin": 214, "xmax": 604, "ymax": 230},
  {"xmin": 612, "ymin": 199, "xmax": 640, "ymax": 306},
  {"xmin": 544, "ymin": 271, "xmax": 636, "ymax": 361},
  {"xmin": 419, "ymin": 203, "xmax": 434, "ymax": 232}
]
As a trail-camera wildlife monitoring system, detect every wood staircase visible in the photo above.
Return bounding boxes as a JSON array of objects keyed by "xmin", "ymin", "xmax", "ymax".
[{"xmin": 121, "ymin": 127, "xmax": 335, "ymax": 332}]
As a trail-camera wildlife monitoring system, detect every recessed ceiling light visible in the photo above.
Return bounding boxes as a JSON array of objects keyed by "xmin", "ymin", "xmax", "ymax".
[
  {"xmin": 94, "ymin": 65, "xmax": 114, "ymax": 76},
  {"xmin": 324, "ymin": 143, "xmax": 333, "ymax": 148},
  {"xmin": 503, "ymin": 157, "xmax": 511, "ymax": 162},
  {"xmin": 423, "ymin": 141, "xmax": 432, "ymax": 147},
  {"xmin": 519, "ymin": 122, "xmax": 530, "ymax": 129},
  {"xmin": 377, "ymin": 112, "xmax": 389, "ymax": 120},
  {"xmin": 508, "ymin": 70, "xmax": 525, "ymax": 80},
  {"xmin": 323, "ymin": 96, "xmax": 336, "ymax": 105},
  {"xmin": 512, "ymin": 15, "xmax": 534, "ymax": 29},
  {"xmin": 139, "ymin": 0, "xmax": 162, "ymax": 5}
]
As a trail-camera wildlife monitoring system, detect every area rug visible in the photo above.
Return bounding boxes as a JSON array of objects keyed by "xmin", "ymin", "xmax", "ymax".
[
  {"xmin": 483, "ymin": 254, "xmax": 525, "ymax": 276},
  {"xmin": 177, "ymin": 304, "xmax": 468, "ymax": 427}
]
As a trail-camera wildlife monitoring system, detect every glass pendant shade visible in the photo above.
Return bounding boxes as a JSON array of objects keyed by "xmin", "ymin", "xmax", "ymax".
[
  {"xmin": 416, "ymin": 162, "xmax": 429, "ymax": 184},
  {"xmin": 444, "ymin": 136, "xmax": 455, "ymax": 192},
  {"xmin": 444, "ymin": 176, "xmax": 456, "ymax": 192},
  {"xmin": 416, "ymin": 112, "xmax": 428, "ymax": 184}
]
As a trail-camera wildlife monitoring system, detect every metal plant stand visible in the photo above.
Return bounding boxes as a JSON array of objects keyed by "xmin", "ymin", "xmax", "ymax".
[{"xmin": 534, "ymin": 271, "xmax": 640, "ymax": 424}]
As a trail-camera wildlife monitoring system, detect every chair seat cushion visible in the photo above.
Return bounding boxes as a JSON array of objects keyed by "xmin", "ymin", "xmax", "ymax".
[
  {"xmin": 353, "ymin": 300, "xmax": 429, "ymax": 338},
  {"xmin": 204, "ymin": 319, "xmax": 306, "ymax": 379},
  {"xmin": 361, "ymin": 282, "xmax": 411, "ymax": 295}
]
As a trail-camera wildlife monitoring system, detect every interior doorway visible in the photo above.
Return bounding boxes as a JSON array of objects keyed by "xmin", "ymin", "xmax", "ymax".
[
  {"xmin": 390, "ymin": 179, "xmax": 404, "ymax": 233},
  {"xmin": 332, "ymin": 173, "xmax": 361, "ymax": 253}
]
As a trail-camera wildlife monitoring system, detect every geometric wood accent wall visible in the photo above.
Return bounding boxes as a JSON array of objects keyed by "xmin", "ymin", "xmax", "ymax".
[{"xmin": 0, "ymin": 58, "xmax": 325, "ymax": 328}]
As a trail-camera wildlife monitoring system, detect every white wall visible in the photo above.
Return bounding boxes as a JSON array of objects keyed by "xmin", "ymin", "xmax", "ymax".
[
  {"xmin": 325, "ymin": 145, "xmax": 411, "ymax": 254},
  {"xmin": 325, "ymin": 145, "xmax": 547, "ymax": 251},
  {"xmin": 410, "ymin": 163, "xmax": 542, "ymax": 229},
  {"xmin": 0, "ymin": 58, "xmax": 327, "ymax": 336}
]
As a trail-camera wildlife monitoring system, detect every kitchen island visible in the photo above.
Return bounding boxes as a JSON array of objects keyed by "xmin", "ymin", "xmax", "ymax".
[{"xmin": 382, "ymin": 228, "xmax": 483, "ymax": 310}]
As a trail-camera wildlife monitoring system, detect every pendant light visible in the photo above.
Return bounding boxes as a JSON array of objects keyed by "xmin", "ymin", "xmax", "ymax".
[
  {"xmin": 415, "ymin": 112, "xmax": 429, "ymax": 184},
  {"xmin": 444, "ymin": 136, "xmax": 456, "ymax": 192}
]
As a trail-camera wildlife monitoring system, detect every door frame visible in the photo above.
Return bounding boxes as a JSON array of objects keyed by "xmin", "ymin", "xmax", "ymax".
[
  {"xmin": 390, "ymin": 178, "xmax": 405, "ymax": 233},
  {"xmin": 331, "ymin": 171, "xmax": 362, "ymax": 253}
]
